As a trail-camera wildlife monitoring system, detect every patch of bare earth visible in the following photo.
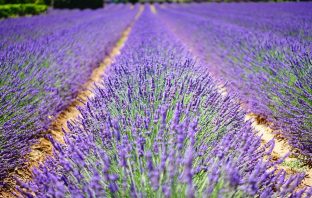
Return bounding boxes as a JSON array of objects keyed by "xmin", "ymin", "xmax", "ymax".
[
  {"xmin": 245, "ymin": 113, "xmax": 312, "ymax": 189},
  {"xmin": 0, "ymin": 6, "xmax": 144, "ymax": 197},
  {"xmin": 150, "ymin": 4, "xmax": 157, "ymax": 14}
]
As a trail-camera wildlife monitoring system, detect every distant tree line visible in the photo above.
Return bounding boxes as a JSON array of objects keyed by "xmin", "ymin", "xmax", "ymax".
[
  {"xmin": 1, "ymin": 0, "xmax": 307, "ymax": 18},
  {"xmin": 0, "ymin": 0, "xmax": 47, "ymax": 18},
  {"xmin": 0, "ymin": 0, "xmax": 46, "ymax": 4},
  {"xmin": 51, "ymin": 0, "xmax": 103, "ymax": 9}
]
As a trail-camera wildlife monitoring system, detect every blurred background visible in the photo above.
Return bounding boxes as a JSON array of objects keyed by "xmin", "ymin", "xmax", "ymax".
[
  {"xmin": 1, "ymin": 0, "xmax": 310, "ymax": 10},
  {"xmin": 0, "ymin": 0, "xmax": 310, "ymax": 21}
]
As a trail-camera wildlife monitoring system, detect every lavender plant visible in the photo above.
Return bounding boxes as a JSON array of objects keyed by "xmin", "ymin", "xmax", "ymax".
[
  {"xmin": 157, "ymin": 3, "xmax": 312, "ymax": 159},
  {"xmin": 18, "ymin": 9, "xmax": 311, "ymax": 197},
  {"xmin": 0, "ymin": 5, "xmax": 138, "ymax": 185}
]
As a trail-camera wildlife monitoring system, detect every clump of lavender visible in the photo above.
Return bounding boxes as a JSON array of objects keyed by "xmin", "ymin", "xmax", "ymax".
[
  {"xmin": 17, "ymin": 9, "xmax": 311, "ymax": 197},
  {"xmin": 157, "ymin": 3, "xmax": 312, "ymax": 158},
  {"xmin": 0, "ymin": 5, "xmax": 137, "ymax": 182},
  {"xmin": 261, "ymin": 52, "xmax": 312, "ymax": 159}
]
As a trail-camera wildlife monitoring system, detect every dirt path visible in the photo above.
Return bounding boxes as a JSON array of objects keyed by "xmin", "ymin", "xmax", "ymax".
[
  {"xmin": 0, "ymin": 6, "xmax": 144, "ymax": 197},
  {"xmin": 150, "ymin": 4, "xmax": 157, "ymax": 14},
  {"xmin": 245, "ymin": 113, "xmax": 312, "ymax": 188}
]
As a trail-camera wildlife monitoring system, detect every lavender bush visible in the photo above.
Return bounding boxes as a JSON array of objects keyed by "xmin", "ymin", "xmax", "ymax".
[
  {"xmin": 0, "ymin": 5, "xmax": 138, "ymax": 184},
  {"xmin": 18, "ymin": 9, "xmax": 311, "ymax": 197},
  {"xmin": 158, "ymin": 3, "xmax": 312, "ymax": 159}
]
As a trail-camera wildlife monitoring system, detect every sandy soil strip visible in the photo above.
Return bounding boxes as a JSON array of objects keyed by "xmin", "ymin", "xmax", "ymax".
[
  {"xmin": 150, "ymin": 4, "xmax": 157, "ymax": 14},
  {"xmin": 245, "ymin": 114, "xmax": 291, "ymax": 158},
  {"xmin": 0, "ymin": 5, "xmax": 144, "ymax": 197},
  {"xmin": 245, "ymin": 113, "xmax": 312, "ymax": 188}
]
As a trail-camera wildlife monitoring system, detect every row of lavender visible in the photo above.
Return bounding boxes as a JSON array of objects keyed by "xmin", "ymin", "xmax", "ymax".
[
  {"xmin": 157, "ymin": 3, "xmax": 312, "ymax": 159},
  {"xmin": 18, "ymin": 8, "xmax": 311, "ymax": 197},
  {"xmin": 0, "ymin": 5, "xmax": 137, "ymax": 185}
]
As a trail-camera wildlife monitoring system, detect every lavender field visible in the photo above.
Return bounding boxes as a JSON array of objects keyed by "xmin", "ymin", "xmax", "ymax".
[{"xmin": 0, "ymin": 2, "xmax": 312, "ymax": 197}]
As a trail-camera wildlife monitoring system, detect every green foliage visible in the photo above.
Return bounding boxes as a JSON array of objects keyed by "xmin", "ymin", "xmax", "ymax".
[
  {"xmin": 0, "ymin": 3, "xmax": 47, "ymax": 18},
  {"xmin": 1, "ymin": 0, "xmax": 36, "ymax": 4},
  {"xmin": 0, "ymin": 0, "xmax": 52, "ymax": 5},
  {"xmin": 281, "ymin": 159, "xmax": 308, "ymax": 172}
]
